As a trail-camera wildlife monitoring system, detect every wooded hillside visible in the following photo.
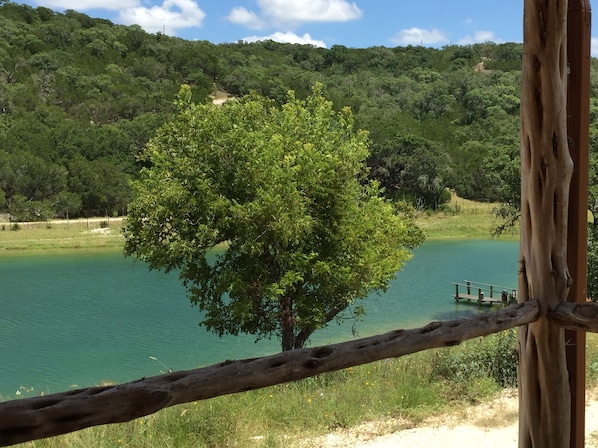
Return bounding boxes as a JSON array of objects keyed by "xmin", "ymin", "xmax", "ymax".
[{"xmin": 0, "ymin": 0, "xmax": 597, "ymax": 221}]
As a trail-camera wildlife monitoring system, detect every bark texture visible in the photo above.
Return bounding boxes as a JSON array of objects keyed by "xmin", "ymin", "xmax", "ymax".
[
  {"xmin": 518, "ymin": 0, "xmax": 574, "ymax": 446},
  {"xmin": 549, "ymin": 302, "xmax": 598, "ymax": 332},
  {"xmin": 0, "ymin": 302, "xmax": 539, "ymax": 447}
]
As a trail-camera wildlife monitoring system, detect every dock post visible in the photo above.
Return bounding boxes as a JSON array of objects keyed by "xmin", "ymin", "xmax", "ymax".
[{"xmin": 455, "ymin": 284, "xmax": 459, "ymax": 301}]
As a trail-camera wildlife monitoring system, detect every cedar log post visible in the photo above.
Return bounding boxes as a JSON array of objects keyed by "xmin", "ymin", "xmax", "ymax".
[{"xmin": 518, "ymin": 0, "xmax": 574, "ymax": 447}]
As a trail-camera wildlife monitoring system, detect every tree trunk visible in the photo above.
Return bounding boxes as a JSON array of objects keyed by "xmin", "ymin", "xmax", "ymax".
[
  {"xmin": 518, "ymin": 1, "xmax": 574, "ymax": 447},
  {"xmin": 280, "ymin": 296, "xmax": 295, "ymax": 351}
]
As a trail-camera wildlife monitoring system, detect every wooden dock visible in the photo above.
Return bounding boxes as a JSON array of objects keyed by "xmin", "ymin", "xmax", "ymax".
[{"xmin": 453, "ymin": 280, "xmax": 517, "ymax": 306}]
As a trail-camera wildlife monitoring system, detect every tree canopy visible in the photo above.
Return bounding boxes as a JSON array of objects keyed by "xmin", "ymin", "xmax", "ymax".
[
  {"xmin": 124, "ymin": 84, "xmax": 424, "ymax": 350},
  {"xmin": 0, "ymin": 0, "xmax": 534, "ymax": 220}
]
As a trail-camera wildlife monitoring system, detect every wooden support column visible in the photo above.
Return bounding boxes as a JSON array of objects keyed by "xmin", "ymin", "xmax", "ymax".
[
  {"xmin": 566, "ymin": 1, "xmax": 591, "ymax": 447},
  {"xmin": 519, "ymin": 1, "xmax": 574, "ymax": 447}
]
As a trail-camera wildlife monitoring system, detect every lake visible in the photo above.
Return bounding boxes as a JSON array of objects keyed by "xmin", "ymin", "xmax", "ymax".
[{"xmin": 0, "ymin": 239, "xmax": 518, "ymax": 399}]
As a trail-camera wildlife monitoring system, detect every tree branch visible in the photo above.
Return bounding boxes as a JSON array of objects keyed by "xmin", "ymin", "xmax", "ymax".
[{"xmin": 0, "ymin": 301, "xmax": 539, "ymax": 446}]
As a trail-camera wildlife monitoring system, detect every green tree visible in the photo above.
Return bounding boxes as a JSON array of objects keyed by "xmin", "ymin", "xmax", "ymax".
[
  {"xmin": 67, "ymin": 157, "xmax": 131, "ymax": 215},
  {"xmin": 368, "ymin": 133, "xmax": 450, "ymax": 210},
  {"xmin": 53, "ymin": 190, "xmax": 82, "ymax": 220},
  {"xmin": 124, "ymin": 84, "xmax": 424, "ymax": 351}
]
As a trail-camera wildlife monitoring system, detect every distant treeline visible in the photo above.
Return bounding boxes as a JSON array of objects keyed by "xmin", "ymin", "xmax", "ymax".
[{"xmin": 1, "ymin": 0, "xmax": 597, "ymax": 220}]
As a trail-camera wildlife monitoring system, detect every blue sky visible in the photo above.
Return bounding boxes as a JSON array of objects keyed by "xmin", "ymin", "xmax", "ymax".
[{"xmin": 12, "ymin": 0, "xmax": 598, "ymax": 55}]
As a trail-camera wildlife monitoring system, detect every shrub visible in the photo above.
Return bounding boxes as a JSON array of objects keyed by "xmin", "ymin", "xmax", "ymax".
[{"xmin": 432, "ymin": 329, "xmax": 518, "ymax": 388}]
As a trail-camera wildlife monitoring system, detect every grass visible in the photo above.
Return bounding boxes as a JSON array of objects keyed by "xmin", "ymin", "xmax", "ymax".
[
  {"xmin": 415, "ymin": 194, "xmax": 519, "ymax": 240},
  {"xmin": 0, "ymin": 218, "xmax": 125, "ymax": 252},
  {"xmin": 0, "ymin": 192, "xmax": 514, "ymax": 255}
]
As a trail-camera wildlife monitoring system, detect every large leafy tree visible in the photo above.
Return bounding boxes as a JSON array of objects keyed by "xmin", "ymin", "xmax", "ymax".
[
  {"xmin": 368, "ymin": 133, "xmax": 450, "ymax": 210},
  {"xmin": 124, "ymin": 84, "xmax": 424, "ymax": 351}
]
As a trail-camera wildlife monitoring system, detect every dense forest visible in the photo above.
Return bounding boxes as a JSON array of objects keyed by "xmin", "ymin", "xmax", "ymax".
[{"xmin": 1, "ymin": 0, "xmax": 597, "ymax": 223}]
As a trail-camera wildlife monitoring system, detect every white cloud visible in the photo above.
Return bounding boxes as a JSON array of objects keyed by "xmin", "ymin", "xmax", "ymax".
[
  {"xmin": 227, "ymin": 0, "xmax": 362, "ymax": 27},
  {"xmin": 391, "ymin": 28, "xmax": 449, "ymax": 46},
  {"xmin": 118, "ymin": 0, "xmax": 206, "ymax": 35},
  {"xmin": 258, "ymin": 0, "xmax": 362, "ymax": 23},
  {"xmin": 592, "ymin": 37, "xmax": 598, "ymax": 58},
  {"xmin": 458, "ymin": 30, "xmax": 499, "ymax": 45},
  {"xmin": 227, "ymin": 7, "xmax": 265, "ymax": 29},
  {"xmin": 242, "ymin": 31, "xmax": 326, "ymax": 47}
]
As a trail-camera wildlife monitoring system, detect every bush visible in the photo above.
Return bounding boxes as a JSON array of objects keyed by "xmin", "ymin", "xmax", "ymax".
[{"xmin": 432, "ymin": 329, "xmax": 518, "ymax": 388}]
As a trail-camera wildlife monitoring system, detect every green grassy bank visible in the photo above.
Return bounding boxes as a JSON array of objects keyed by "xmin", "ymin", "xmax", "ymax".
[
  {"xmin": 0, "ymin": 218, "xmax": 125, "ymax": 252},
  {"xmin": 416, "ymin": 195, "xmax": 519, "ymax": 240},
  {"xmin": 0, "ymin": 194, "xmax": 517, "ymax": 254}
]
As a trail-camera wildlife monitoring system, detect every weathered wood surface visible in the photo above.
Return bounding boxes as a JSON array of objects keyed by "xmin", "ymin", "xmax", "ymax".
[
  {"xmin": 549, "ymin": 302, "xmax": 598, "ymax": 332},
  {"xmin": 0, "ymin": 301, "xmax": 539, "ymax": 447},
  {"xmin": 518, "ymin": 0, "xmax": 573, "ymax": 447},
  {"xmin": 565, "ymin": 1, "xmax": 592, "ymax": 445}
]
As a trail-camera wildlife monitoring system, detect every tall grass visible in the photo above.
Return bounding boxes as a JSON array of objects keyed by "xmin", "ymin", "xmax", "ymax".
[
  {"xmin": 415, "ymin": 194, "xmax": 519, "ymax": 240},
  {"xmin": 0, "ymin": 218, "xmax": 124, "ymax": 251},
  {"xmin": 16, "ymin": 330, "xmax": 535, "ymax": 448}
]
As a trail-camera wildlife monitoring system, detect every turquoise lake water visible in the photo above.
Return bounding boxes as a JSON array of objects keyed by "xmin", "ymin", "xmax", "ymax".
[{"xmin": 0, "ymin": 239, "xmax": 518, "ymax": 399}]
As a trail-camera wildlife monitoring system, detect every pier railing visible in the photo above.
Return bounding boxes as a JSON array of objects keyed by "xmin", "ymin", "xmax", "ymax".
[{"xmin": 452, "ymin": 280, "xmax": 517, "ymax": 305}]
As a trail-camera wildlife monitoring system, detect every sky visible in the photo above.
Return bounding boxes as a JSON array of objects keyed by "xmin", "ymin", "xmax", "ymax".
[{"xmin": 11, "ymin": 0, "xmax": 598, "ymax": 56}]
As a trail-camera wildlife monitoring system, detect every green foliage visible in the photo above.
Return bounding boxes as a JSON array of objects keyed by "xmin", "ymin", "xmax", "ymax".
[
  {"xmin": 432, "ymin": 329, "xmax": 518, "ymax": 389},
  {"xmin": 0, "ymin": 2, "xmax": 536, "ymax": 221},
  {"xmin": 0, "ymin": 2, "xmax": 533, "ymax": 219},
  {"xmin": 124, "ymin": 85, "xmax": 424, "ymax": 350},
  {"xmin": 369, "ymin": 132, "xmax": 451, "ymax": 210},
  {"xmin": 5, "ymin": 0, "xmax": 596, "ymax": 230}
]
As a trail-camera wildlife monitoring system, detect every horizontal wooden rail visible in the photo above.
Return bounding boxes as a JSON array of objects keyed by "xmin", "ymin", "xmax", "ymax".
[
  {"xmin": 0, "ymin": 301, "xmax": 540, "ymax": 447},
  {"xmin": 462, "ymin": 280, "xmax": 517, "ymax": 291},
  {"xmin": 549, "ymin": 301, "xmax": 598, "ymax": 332}
]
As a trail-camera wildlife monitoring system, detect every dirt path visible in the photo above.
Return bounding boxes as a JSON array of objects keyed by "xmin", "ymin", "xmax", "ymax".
[{"xmin": 302, "ymin": 388, "xmax": 598, "ymax": 447}]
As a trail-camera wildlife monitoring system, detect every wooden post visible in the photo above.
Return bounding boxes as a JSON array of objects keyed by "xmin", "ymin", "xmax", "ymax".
[
  {"xmin": 519, "ymin": 1, "xmax": 573, "ymax": 447},
  {"xmin": 566, "ymin": 1, "xmax": 591, "ymax": 447}
]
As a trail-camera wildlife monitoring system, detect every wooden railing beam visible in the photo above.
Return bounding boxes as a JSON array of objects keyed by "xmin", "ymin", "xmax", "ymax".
[
  {"xmin": 549, "ymin": 302, "xmax": 598, "ymax": 332},
  {"xmin": 0, "ymin": 301, "xmax": 540, "ymax": 447}
]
